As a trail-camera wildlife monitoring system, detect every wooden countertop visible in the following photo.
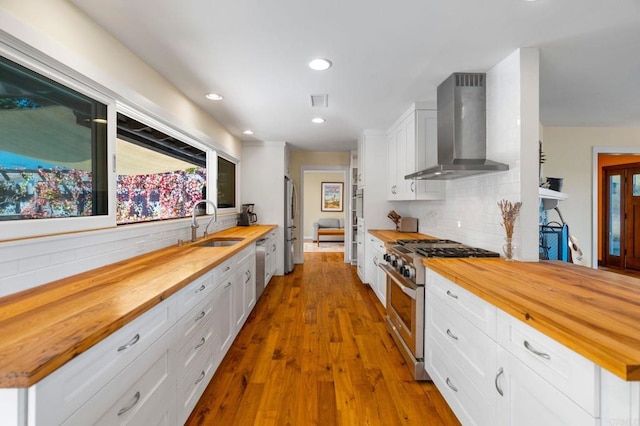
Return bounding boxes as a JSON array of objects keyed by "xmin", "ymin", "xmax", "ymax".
[
  {"xmin": 367, "ymin": 229, "xmax": 436, "ymax": 243},
  {"xmin": 424, "ymin": 258, "xmax": 640, "ymax": 381},
  {"xmin": 0, "ymin": 225, "xmax": 276, "ymax": 388}
]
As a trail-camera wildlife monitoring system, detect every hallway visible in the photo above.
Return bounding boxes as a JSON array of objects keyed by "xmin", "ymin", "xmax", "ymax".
[{"xmin": 186, "ymin": 252, "xmax": 458, "ymax": 425}]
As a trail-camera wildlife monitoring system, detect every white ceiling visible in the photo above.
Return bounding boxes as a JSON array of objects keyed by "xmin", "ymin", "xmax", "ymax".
[{"xmin": 70, "ymin": 0, "xmax": 640, "ymax": 152}]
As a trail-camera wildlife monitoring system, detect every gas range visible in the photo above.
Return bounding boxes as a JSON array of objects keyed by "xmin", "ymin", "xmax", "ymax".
[{"xmin": 383, "ymin": 239, "xmax": 500, "ymax": 286}]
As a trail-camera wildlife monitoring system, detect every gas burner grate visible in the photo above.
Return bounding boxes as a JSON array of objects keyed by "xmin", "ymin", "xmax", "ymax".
[
  {"xmin": 415, "ymin": 247, "xmax": 500, "ymax": 258},
  {"xmin": 396, "ymin": 239, "xmax": 459, "ymax": 246}
]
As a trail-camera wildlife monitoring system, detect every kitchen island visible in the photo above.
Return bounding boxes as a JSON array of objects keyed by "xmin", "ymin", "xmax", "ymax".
[{"xmin": 424, "ymin": 258, "xmax": 640, "ymax": 425}]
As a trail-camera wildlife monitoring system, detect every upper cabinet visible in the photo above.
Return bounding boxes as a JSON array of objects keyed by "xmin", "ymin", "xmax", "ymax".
[{"xmin": 387, "ymin": 104, "xmax": 445, "ymax": 201}]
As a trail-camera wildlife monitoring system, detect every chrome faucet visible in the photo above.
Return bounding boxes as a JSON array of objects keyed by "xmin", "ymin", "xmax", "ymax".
[{"xmin": 191, "ymin": 200, "xmax": 218, "ymax": 242}]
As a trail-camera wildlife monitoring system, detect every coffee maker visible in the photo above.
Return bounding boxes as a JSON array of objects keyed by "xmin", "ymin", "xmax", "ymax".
[{"xmin": 239, "ymin": 204, "xmax": 257, "ymax": 226}]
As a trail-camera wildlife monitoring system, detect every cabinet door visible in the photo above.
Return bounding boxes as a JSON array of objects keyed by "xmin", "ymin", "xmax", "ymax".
[
  {"xmin": 242, "ymin": 258, "xmax": 256, "ymax": 316},
  {"xmin": 415, "ymin": 109, "xmax": 445, "ymax": 200},
  {"xmin": 232, "ymin": 270, "xmax": 245, "ymax": 333},
  {"xmin": 495, "ymin": 346, "xmax": 598, "ymax": 426},
  {"xmin": 357, "ymin": 135, "xmax": 366, "ymax": 188},
  {"xmin": 400, "ymin": 113, "xmax": 416, "ymax": 199},
  {"xmin": 212, "ymin": 278, "xmax": 234, "ymax": 364},
  {"xmin": 374, "ymin": 246, "xmax": 387, "ymax": 306},
  {"xmin": 356, "ymin": 222, "xmax": 366, "ymax": 282},
  {"xmin": 365, "ymin": 235, "xmax": 378, "ymax": 290},
  {"xmin": 387, "ymin": 131, "xmax": 399, "ymax": 200}
]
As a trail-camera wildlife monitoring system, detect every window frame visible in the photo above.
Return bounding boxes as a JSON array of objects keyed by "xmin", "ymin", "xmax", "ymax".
[
  {"xmin": 0, "ymin": 38, "xmax": 240, "ymax": 241},
  {"xmin": 0, "ymin": 40, "xmax": 117, "ymax": 240}
]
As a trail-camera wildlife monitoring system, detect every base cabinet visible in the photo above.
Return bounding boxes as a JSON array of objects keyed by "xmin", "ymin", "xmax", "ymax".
[
  {"xmin": 425, "ymin": 268, "xmax": 604, "ymax": 426},
  {"xmin": 356, "ymin": 220, "xmax": 365, "ymax": 282},
  {"xmin": 365, "ymin": 233, "xmax": 386, "ymax": 306},
  {"xmin": 495, "ymin": 346, "xmax": 597, "ymax": 426},
  {"xmin": 3, "ymin": 241, "xmax": 263, "ymax": 426}
]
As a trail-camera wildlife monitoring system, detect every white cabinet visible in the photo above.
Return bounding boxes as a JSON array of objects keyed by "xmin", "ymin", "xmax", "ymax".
[
  {"xmin": 365, "ymin": 233, "xmax": 386, "ymax": 306},
  {"xmin": 495, "ymin": 346, "xmax": 598, "ymax": 426},
  {"xmin": 425, "ymin": 269, "xmax": 497, "ymax": 426},
  {"xmin": 387, "ymin": 104, "xmax": 445, "ymax": 201},
  {"xmin": 357, "ymin": 135, "xmax": 365, "ymax": 188},
  {"xmin": 32, "ymin": 297, "xmax": 177, "ymax": 426},
  {"xmin": 61, "ymin": 333, "xmax": 176, "ymax": 426},
  {"xmin": 425, "ymin": 267, "xmax": 601, "ymax": 426},
  {"xmin": 356, "ymin": 220, "xmax": 366, "ymax": 282},
  {"xmin": 8, "ymin": 241, "xmax": 263, "ymax": 426},
  {"xmin": 264, "ymin": 229, "xmax": 277, "ymax": 286}
]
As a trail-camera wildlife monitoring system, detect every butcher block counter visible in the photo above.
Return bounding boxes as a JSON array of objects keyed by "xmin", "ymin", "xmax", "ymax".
[
  {"xmin": 367, "ymin": 229, "xmax": 435, "ymax": 243},
  {"xmin": 0, "ymin": 224, "xmax": 276, "ymax": 388},
  {"xmin": 424, "ymin": 258, "xmax": 640, "ymax": 381}
]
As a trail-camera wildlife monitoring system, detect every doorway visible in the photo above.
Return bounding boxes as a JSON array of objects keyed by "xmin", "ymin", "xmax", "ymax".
[
  {"xmin": 300, "ymin": 168, "xmax": 348, "ymax": 258},
  {"xmin": 602, "ymin": 162, "xmax": 640, "ymax": 271}
]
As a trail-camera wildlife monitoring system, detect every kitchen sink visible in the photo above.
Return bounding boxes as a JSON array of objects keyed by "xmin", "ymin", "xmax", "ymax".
[{"xmin": 197, "ymin": 238, "xmax": 243, "ymax": 247}]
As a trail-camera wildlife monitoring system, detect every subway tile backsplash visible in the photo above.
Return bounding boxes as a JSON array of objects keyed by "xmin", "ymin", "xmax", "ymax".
[{"xmin": 0, "ymin": 215, "xmax": 238, "ymax": 297}]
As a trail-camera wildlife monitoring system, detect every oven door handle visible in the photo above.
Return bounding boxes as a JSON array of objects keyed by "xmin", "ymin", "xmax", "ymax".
[{"xmin": 381, "ymin": 264, "xmax": 418, "ymax": 299}]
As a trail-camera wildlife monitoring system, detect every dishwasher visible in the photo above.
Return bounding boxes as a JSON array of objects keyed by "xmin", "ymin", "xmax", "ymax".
[{"xmin": 255, "ymin": 238, "xmax": 267, "ymax": 300}]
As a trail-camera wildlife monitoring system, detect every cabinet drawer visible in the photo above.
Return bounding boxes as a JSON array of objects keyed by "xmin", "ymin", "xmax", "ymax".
[
  {"xmin": 427, "ymin": 269, "xmax": 496, "ymax": 339},
  {"xmin": 235, "ymin": 244, "xmax": 255, "ymax": 266},
  {"xmin": 176, "ymin": 294, "xmax": 214, "ymax": 351},
  {"xmin": 177, "ymin": 350, "xmax": 216, "ymax": 425},
  {"xmin": 217, "ymin": 257, "xmax": 235, "ymax": 283},
  {"xmin": 176, "ymin": 312, "xmax": 214, "ymax": 381},
  {"xmin": 427, "ymin": 288, "xmax": 497, "ymax": 404},
  {"xmin": 426, "ymin": 337, "xmax": 496, "ymax": 426},
  {"xmin": 61, "ymin": 328, "xmax": 175, "ymax": 426},
  {"xmin": 177, "ymin": 272, "xmax": 217, "ymax": 318},
  {"xmin": 34, "ymin": 298, "xmax": 176, "ymax": 425},
  {"xmin": 496, "ymin": 310, "xmax": 600, "ymax": 416}
]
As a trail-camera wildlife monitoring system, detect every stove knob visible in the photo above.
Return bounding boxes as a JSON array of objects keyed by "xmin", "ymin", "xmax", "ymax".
[
  {"xmin": 406, "ymin": 266, "xmax": 416, "ymax": 279},
  {"xmin": 392, "ymin": 259, "xmax": 398, "ymax": 267},
  {"xmin": 399, "ymin": 265, "xmax": 406, "ymax": 275},
  {"xmin": 383, "ymin": 254, "xmax": 390, "ymax": 262}
]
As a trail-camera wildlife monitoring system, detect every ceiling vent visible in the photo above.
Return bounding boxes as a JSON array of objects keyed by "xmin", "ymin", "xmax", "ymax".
[{"xmin": 310, "ymin": 94, "xmax": 328, "ymax": 108}]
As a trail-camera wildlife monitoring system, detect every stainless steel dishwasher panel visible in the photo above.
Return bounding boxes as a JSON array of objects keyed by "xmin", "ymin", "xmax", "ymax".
[{"xmin": 255, "ymin": 239, "xmax": 267, "ymax": 300}]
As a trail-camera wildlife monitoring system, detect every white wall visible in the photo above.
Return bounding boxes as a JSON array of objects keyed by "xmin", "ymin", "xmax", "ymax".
[
  {"xmin": 543, "ymin": 127, "xmax": 640, "ymax": 266},
  {"xmin": 397, "ymin": 48, "xmax": 540, "ymax": 260},
  {"xmin": 240, "ymin": 141, "xmax": 287, "ymax": 274}
]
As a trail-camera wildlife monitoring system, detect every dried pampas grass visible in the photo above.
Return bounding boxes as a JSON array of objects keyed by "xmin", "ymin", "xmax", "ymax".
[{"xmin": 498, "ymin": 199, "xmax": 522, "ymax": 239}]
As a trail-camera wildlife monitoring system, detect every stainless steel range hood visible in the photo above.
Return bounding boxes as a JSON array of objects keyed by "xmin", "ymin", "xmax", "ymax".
[{"xmin": 405, "ymin": 73, "xmax": 509, "ymax": 180}]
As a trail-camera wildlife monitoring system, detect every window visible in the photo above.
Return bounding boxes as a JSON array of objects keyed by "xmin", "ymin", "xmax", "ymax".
[
  {"xmin": 116, "ymin": 113, "xmax": 207, "ymax": 224},
  {"xmin": 0, "ymin": 55, "xmax": 108, "ymax": 221},
  {"xmin": 217, "ymin": 156, "xmax": 236, "ymax": 209}
]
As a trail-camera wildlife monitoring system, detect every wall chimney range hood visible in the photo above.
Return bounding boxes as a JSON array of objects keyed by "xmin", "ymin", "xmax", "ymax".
[{"xmin": 405, "ymin": 73, "xmax": 509, "ymax": 180}]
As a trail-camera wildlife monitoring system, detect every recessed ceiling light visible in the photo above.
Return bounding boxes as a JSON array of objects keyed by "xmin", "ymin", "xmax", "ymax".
[
  {"xmin": 311, "ymin": 117, "xmax": 326, "ymax": 124},
  {"xmin": 243, "ymin": 130, "xmax": 254, "ymax": 135},
  {"xmin": 308, "ymin": 58, "xmax": 332, "ymax": 71},
  {"xmin": 205, "ymin": 93, "xmax": 224, "ymax": 101}
]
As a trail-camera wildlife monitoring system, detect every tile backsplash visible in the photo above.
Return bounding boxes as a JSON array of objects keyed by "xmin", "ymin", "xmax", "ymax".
[{"xmin": 0, "ymin": 215, "xmax": 238, "ymax": 297}]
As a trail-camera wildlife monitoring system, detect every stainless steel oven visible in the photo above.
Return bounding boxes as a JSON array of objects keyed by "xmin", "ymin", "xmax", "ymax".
[
  {"xmin": 383, "ymin": 263, "xmax": 426, "ymax": 379},
  {"xmin": 380, "ymin": 239, "xmax": 500, "ymax": 381}
]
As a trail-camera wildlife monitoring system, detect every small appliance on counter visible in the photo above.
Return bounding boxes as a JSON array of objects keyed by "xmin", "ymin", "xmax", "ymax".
[
  {"xmin": 386, "ymin": 210, "xmax": 418, "ymax": 232},
  {"xmin": 239, "ymin": 203, "xmax": 258, "ymax": 226}
]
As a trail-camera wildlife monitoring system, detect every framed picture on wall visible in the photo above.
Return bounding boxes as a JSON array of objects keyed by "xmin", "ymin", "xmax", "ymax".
[{"xmin": 321, "ymin": 182, "xmax": 343, "ymax": 212}]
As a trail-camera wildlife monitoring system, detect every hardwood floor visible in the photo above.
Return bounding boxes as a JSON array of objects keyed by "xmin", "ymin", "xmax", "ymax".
[{"xmin": 186, "ymin": 252, "xmax": 459, "ymax": 425}]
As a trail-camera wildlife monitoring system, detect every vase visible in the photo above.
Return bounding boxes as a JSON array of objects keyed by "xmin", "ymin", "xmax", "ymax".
[{"xmin": 503, "ymin": 238, "xmax": 515, "ymax": 261}]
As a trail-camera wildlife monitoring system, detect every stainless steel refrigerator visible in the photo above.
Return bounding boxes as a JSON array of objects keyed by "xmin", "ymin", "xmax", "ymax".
[{"xmin": 284, "ymin": 176, "xmax": 296, "ymax": 274}]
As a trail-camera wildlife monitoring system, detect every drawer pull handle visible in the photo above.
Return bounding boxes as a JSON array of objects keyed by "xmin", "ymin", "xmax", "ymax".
[
  {"xmin": 195, "ymin": 370, "xmax": 206, "ymax": 385},
  {"xmin": 195, "ymin": 337, "xmax": 206, "ymax": 349},
  {"xmin": 524, "ymin": 340, "xmax": 551, "ymax": 360},
  {"xmin": 446, "ymin": 290, "xmax": 458, "ymax": 299},
  {"xmin": 446, "ymin": 329, "xmax": 459, "ymax": 340},
  {"xmin": 196, "ymin": 284, "xmax": 206, "ymax": 293},
  {"xmin": 495, "ymin": 367, "xmax": 504, "ymax": 396},
  {"xmin": 117, "ymin": 334, "xmax": 140, "ymax": 352},
  {"xmin": 445, "ymin": 377, "xmax": 458, "ymax": 393},
  {"xmin": 224, "ymin": 266, "xmax": 231, "ymax": 272},
  {"xmin": 224, "ymin": 281, "xmax": 232, "ymax": 289},
  {"xmin": 117, "ymin": 391, "xmax": 140, "ymax": 416},
  {"xmin": 195, "ymin": 311, "xmax": 206, "ymax": 321}
]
